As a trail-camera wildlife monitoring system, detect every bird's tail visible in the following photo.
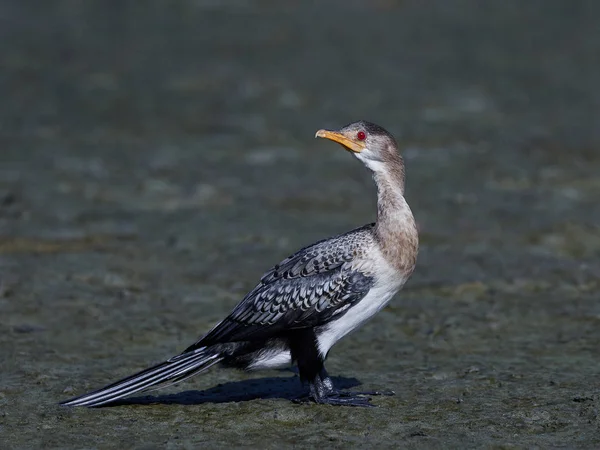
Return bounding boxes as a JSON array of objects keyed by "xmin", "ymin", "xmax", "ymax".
[{"xmin": 60, "ymin": 347, "xmax": 223, "ymax": 407}]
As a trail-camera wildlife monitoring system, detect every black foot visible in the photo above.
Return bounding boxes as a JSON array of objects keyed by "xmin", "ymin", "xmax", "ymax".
[
  {"xmin": 317, "ymin": 392, "xmax": 376, "ymax": 407},
  {"xmin": 340, "ymin": 389, "xmax": 395, "ymax": 397},
  {"xmin": 293, "ymin": 392, "xmax": 375, "ymax": 407},
  {"xmin": 293, "ymin": 390, "xmax": 390, "ymax": 407},
  {"xmin": 295, "ymin": 367, "xmax": 393, "ymax": 407}
]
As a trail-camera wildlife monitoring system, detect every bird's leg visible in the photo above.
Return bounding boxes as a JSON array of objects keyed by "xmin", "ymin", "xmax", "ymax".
[
  {"xmin": 317, "ymin": 368, "xmax": 395, "ymax": 401},
  {"xmin": 294, "ymin": 368, "xmax": 386, "ymax": 407},
  {"xmin": 318, "ymin": 368, "xmax": 336, "ymax": 395},
  {"xmin": 293, "ymin": 367, "xmax": 394, "ymax": 406},
  {"xmin": 288, "ymin": 329, "xmax": 382, "ymax": 407},
  {"xmin": 306, "ymin": 369, "xmax": 373, "ymax": 407}
]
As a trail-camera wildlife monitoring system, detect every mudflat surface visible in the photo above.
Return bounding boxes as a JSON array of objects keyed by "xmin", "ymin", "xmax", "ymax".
[{"xmin": 1, "ymin": 1, "xmax": 600, "ymax": 448}]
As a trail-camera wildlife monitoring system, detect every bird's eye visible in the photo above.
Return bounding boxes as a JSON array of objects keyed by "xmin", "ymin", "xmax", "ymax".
[{"xmin": 357, "ymin": 131, "xmax": 366, "ymax": 141}]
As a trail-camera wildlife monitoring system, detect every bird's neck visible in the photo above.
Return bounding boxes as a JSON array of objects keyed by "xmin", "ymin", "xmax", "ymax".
[{"xmin": 372, "ymin": 157, "xmax": 418, "ymax": 273}]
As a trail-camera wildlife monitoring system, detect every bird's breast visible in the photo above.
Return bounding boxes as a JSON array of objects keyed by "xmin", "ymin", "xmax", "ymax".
[{"xmin": 316, "ymin": 271, "xmax": 407, "ymax": 358}]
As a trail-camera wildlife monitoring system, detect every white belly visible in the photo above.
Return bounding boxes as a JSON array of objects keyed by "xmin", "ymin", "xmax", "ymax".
[{"xmin": 316, "ymin": 282, "xmax": 402, "ymax": 357}]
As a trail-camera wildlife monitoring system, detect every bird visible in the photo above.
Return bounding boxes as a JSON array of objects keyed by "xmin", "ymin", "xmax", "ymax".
[{"xmin": 60, "ymin": 120, "xmax": 418, "ymax": 408}]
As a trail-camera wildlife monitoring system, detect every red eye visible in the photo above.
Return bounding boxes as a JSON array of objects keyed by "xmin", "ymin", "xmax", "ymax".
[{"xmin": 357, "ymin": 131, "xmax": 366, "ymax": 141}]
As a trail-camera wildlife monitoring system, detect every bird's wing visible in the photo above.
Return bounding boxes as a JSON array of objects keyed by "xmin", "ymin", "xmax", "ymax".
[{"xmin": 187, "ymin": 225, "xmax": 376, "ymax": 348}]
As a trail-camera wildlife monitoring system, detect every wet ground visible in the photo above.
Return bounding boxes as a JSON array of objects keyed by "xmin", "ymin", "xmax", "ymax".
[{"xmin": 1, "ymin": 0, "xmax": 600, "ymax": 448}]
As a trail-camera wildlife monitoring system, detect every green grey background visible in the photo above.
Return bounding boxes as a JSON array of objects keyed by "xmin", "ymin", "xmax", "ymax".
[{"xmin": 1, "ymin": 1, "xmax": 599, "ymax": 448}]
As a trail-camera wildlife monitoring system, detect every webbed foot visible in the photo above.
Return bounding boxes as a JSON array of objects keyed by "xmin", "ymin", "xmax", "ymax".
[
  {"xmin": 294, "ymin": 368, "xmax": 393, "ymax": 407},
  {"xmin": 292, "ymin": 391, "xmax": 375, "ymax": 407}
]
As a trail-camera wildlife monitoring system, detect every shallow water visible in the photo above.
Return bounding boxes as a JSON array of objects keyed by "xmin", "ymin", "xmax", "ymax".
[{"xmin": 1, "ymin": 1, "xmax": 600, "ymax": 448}]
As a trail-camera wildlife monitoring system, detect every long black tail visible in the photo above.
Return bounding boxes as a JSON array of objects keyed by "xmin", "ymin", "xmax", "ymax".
[{"xmin": 60, "ymin": 347, "xmax": 223, "ymax": 407}]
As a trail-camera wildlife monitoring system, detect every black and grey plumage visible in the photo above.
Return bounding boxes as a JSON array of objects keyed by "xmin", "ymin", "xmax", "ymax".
[{"xmin": 61, "ymin": 121, "xmax": 419, "ymax": 408}]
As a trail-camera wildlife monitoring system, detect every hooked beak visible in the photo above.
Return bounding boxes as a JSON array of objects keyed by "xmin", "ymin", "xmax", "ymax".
[{"xmin": 315, "ymin": 129, "xmax": 366, "ymax": 153}]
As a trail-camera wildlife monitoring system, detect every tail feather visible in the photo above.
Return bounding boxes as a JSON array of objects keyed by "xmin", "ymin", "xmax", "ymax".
[{"xmin": 60, "ymin": 347, "xmax": 223, "ymax": 407}]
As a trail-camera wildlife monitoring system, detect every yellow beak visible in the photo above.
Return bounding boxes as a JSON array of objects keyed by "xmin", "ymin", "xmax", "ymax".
[{"xmin": 315, "ymin": 129, "xmax": 366, "ymax": 153}]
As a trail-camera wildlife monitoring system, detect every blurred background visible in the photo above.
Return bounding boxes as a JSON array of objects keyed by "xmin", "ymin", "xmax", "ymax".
[{"xmin": 1, "ymin": 1, "xmax": 599, "ymax": 447}]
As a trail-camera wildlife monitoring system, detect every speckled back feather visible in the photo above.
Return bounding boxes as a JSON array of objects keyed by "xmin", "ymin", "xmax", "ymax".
[{"xmin": 186, "ymin": 224, "xmax": 376, "ymax": 348}]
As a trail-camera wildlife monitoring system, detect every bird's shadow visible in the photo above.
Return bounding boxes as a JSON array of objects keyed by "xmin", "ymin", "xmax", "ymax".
[{"xmin": 104, "ymin": 374, "xmax": 361, "ymax": 407}]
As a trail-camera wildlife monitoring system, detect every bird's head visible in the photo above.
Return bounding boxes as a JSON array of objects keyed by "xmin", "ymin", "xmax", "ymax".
[{"xmin": 315, "ymin": 121, "xmax": 399, "ymax": 172}]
